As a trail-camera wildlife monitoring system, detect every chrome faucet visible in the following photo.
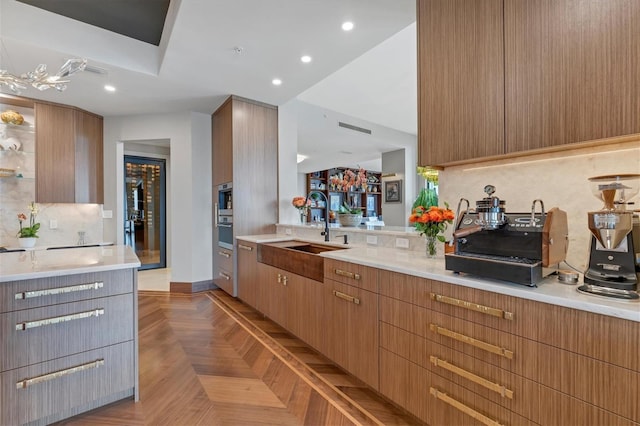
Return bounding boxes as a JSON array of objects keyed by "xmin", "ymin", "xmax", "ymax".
[{"xmin": 305, "ymin": 190, "xmax": 330, "ymax": 241}]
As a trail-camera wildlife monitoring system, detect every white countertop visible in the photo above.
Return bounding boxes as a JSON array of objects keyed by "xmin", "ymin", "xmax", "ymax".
[
  {"xmin": 237, "ymin": 234, "xmax": 640, "ymax": 322},
  {"xmin": 0, "ymin": 245, "xmax": 141, "ymax": 282}
]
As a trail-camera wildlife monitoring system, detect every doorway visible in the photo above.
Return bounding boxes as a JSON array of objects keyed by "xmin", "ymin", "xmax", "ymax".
[{"xmin": 124, "ymin": 156, "xmax": 167, "ymax": 270}]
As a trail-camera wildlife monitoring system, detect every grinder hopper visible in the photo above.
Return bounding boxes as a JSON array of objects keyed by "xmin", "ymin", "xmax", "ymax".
[{"xmin": 587, "ymin": 174, "xmax": 640, "ymax": 249}]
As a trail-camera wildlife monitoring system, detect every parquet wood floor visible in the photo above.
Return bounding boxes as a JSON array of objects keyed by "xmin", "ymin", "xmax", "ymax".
[{"xmin": 55, "ymin": 289, "xmax": 422, "ymax": 426}]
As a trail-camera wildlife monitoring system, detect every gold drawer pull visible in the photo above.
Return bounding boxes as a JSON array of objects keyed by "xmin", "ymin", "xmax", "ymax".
[
  {"xmin": 218, "ymin": 251, "xmax": 231, "ymax": 258},
  {"xmin": 429, "ymin": 324, "xmax": 513, "ymax": 360},
  {"xmin": 333, "ymin": 290, "xmax": 360, "ymax": 305},
  {"xmin": 430, "ymin": 387, "xmax": 503, "ymax": 426},
  {"xmin": 238, "ymin": 244, "xmax": 253, "ymax": 251},
  {"xmin": 16, "ymin": 308, "xmax": 105, "ymax": 331},
  {"xmin": 334, "ymin": 269, "xmax": 361, "ymax": 280},
  {"xmin": 430, "ymin": 356, "xmax": 513, "ymax": 399},
  {"xmin": 219, "ymin": 272, "xmax": 231, "ymax": 281},
  {"xmin": 15, "ymin": 282, "xmax": 104, "ymax": 300},
  {"xmin": 17, "ymin": 359, "xmax": 105, "ymax": 389},
  {"xmin": 430, "ymin": 293, "xmax": 513, "ymax": 320}
]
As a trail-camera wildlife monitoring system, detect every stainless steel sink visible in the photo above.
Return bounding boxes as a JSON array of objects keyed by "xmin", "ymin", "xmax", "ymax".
[{"xmin": 257, "ymin": 240, "xmax": 348, "ymax": 282}]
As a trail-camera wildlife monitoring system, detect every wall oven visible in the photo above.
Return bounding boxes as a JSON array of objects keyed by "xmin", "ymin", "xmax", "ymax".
[{"xmin": 216, "ymin": 183, "xmax": 233, "ymax": 250}]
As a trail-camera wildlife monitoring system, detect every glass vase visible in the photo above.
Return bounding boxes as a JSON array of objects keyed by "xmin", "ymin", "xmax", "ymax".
[
  {"xmin": 299, "ymin": 211, "xmax": 306, "ymax": 224},
  {"xmin": 425, "ymin": 235, "xmax": 437, "ymax": 258}
]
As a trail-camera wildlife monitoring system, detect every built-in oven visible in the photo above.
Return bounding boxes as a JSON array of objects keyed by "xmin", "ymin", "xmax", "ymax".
[
  {"xmin": 217, "ymin": 215, "xmax": 233, "ymax": 250},
  {"xmin": 216, "ymin": 182, "xmax": 233, "ymax": 250}
]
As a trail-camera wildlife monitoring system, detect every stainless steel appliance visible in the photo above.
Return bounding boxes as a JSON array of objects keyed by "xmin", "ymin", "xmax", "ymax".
[
  {"xmin": 579, "ymin": 174, "xmax": 640, "ymax": 300},
  {"xmin": 445, "ymin": 185, "xmax": 569, "ymax": 286},
  {"xmin": 216, "ymin": 182, "xmax": 233, "ymax": 250}
]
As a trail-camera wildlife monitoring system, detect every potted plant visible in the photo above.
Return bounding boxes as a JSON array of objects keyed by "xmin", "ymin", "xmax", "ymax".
[
  {"xmin": 16, "ymin": 202, "xmax": 40, "ymax": 248},
  {"xmin": 337, "ymin": 201, "xmax": 362, "ymax": 227}
]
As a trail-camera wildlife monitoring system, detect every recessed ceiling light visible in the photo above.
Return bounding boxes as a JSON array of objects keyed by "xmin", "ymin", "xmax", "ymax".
[
  {"xmin": 300, "ymin": 55, "xmax": 312, "ymax": 63},
  {"xmin": 297, "ymin": 154, "xmax": 307, "ymax": 163},
  {"xmin": 272, "ymin": 78, "xmax": 282, "ymax": 86},
  {"xmin": 104, "ymin": 85, "xmax": 116, "ymax": 92},
  {"xmin": 342, "ymin": 21, "xmax": 354, "ymax": 31}
]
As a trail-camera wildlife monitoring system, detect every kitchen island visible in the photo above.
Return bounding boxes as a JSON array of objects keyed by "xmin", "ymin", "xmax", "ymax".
[
  {"xmin": 0, "ymin": 245, "xmax": 140, "ymax": 426},
  {"xmin": 237, "ymin": 234, "xmax": 640, "ymax": 426}
]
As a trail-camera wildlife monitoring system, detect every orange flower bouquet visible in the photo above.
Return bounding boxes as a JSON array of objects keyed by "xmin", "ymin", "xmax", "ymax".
[
  {"xmin": 292, "ymin": 196, "xmax": 311, "ymax": 223},
  {"xmin": 409, "ymin": 203, "xmax": 454, "ymax": 257}
]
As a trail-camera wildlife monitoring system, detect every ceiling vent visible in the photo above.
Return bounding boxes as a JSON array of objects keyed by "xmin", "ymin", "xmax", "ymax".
[
  {"xmin": 338, "ymin": 121, "xmax": 372, "ymax": 135},
  {"xmin": 84, "ymin": 64, "xmax": 108, "ymax": 75}
]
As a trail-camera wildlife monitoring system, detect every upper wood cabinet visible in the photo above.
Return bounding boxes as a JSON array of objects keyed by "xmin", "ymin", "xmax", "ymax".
[
  {"xmin": 504, "ymin": 0, "xmax": 640, "ymax": 152},
  {"xmin": 211, "ymin": 99, "xmax": 233, "ymax": 186},
  {"xmin": 418, "ymin": 0, "xmax": 640, "ymax": 166},
  {"xmin": 417, "ymin": 0, "xmax": 505, "ymax": 166},
  {"xmin": 35, "ymin": 102, "xmax": 103, "ymax": 203}
]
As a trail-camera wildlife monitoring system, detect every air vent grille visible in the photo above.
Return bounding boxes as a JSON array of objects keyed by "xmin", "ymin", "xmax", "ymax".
[{"xmin": 338, "ymin": 121, "xmax": 372, "ymax": 135}]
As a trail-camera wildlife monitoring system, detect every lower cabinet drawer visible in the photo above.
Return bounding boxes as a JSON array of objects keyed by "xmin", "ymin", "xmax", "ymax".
[
  {"xmin": 0, "ymin": 293, "xmax": 134, "ymax": 371},
  {"xmin": 214, "ymin": 267, "xmax": 234, "ymax": 295},
  {"xmin": 0, "ymin": 341, "xmax": 135, "ymax": 426},
  {"xmin": 379, "ymin": 348, "xmax": 533, "ymax": 426},
  {"xmin": 0, "ymin": 269, "xmax": 134, "ymax": 314},
  {"xmin": 380, "ymin": 322, "xmax": 638, "ymax": 425}
]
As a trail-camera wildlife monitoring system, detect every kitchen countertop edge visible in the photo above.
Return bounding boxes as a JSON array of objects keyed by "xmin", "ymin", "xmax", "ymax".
[
  {"xmin": 238, "ymin": 234, "xmax": 640, "ymax": 322},
  {"xmin": 0, "ymin": 245, "xmax": 141, "ymax": 282}
]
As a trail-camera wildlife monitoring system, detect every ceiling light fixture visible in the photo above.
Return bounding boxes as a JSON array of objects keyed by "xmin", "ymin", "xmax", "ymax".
[
  {"xmin": 297, "ymin": 154, "xmax": 307, "ymax": 163},
  {"xmin": 272, "ymin": 78, "xmax": 282, "ymax": 86},
  {"xmin": 104, "ymin": 85, "xmax": 116, "ymax": 92},
  {"xmin": 300, "ymin": 55, "xmax": 312, "ymax": 63},
  {"xmin": 0, "ymin": 58, "xmax": 87, "ymax": 93},
  {"xmin": 342, "ymin": 21, "xmax": 354, "ymax": 31}
]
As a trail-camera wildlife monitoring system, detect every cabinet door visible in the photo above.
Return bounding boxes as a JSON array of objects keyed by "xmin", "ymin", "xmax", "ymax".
[
  {"xmin": 74, "ymin": 110, "xmax": 103, "ymax": 203},
  {"xmin": 417, "ymin": 0, "xmax": 505, "ymax": 166},
  {"xmin": 213, "ymin": 246, "xmax": 233, "ymax": 295},
  {"xmin": 236, "ymin": 241, "xmax": 258, "ymax": 308},
  {"xmin": 211, "ymin": 99, "xmax": 233, "ymax": 186},
  {"xmin": 324, "ymin": 279, "xmax": 379, "ymax": 390},
  {"xmin": 505, "ymin": 0, "xmax": 640, "ymax": 152},
  {"xmin": 287, "ymin": 274, "xmax": 324, "ymax": 351},
  {"xmin": 258, "ymin": 264, "xmax": 288, "ymax": 327},
  {"xmin": 35, "ymin": 103, "xmax": 76, "ymax": 203}
]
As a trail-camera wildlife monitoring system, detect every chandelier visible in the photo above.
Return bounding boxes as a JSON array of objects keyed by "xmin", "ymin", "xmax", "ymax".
[{"xmin": 0, "ymin": 58, "xmax": 87, "ymax": 93}]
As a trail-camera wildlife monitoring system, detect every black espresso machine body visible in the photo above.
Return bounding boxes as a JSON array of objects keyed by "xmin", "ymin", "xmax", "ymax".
[{"xmin": 445, "ymin": 189, "xmax": 569, "ymax": 286}]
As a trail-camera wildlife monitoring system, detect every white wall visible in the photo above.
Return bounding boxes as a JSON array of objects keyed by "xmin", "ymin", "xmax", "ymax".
[
  {"xmin": 381, "ymin": 149, "xmax": 407, "ymax": 226},
  {"xmin": 104, "ymin": 112, "xmax": 212, "ymax": 284},
  {"xmin": 278, "ymin": 99, "xmax": 300, "ymax": 224},
  {"xmin": 439, "ymin": 139, "xmax": 640, "ymax": 270}
]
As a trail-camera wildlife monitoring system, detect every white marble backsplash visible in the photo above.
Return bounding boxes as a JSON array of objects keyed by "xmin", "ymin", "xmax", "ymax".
[
  {"xmin": 439, "ymin": 139, "xmax": 640, "ymax": 271},
  {"xmin": 0, "ymin": 203, "xmax": 104, "ymax": 248}
]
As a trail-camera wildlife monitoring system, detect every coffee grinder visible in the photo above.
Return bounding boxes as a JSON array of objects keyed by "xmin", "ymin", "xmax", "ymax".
[{"xmin": 579, "ymin": 174, "xmax": 640, "ymax": 300}]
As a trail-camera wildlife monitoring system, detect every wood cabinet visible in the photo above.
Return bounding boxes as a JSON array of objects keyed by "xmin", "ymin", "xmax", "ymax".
[
  {"xmin": 418, "ymin": 0, "xmax": 640, "ymax": 166},
  {"xmin": 236, "ymin": 241, "xmax": 258, "ymax": 308},
  {"xmin": 211, "ymin": 96, "xmax": 278, "ymax": 296},
  {"xmin": 417, "ymin": 0, "xmax": 505, "ymax": 166},
  {"xmin": 504, "ymin": 0, "xmax": 640, "ymax": 152},
  {"xmin": 213, "ymin": 246, "xmax": 233, "ymax": 294},
  {"xmin": 35, "ymin": 102, "xmax": 103, "ymax": 203},
  {"xmin": 0, "ymin": 269, "xmax": 138, "ymax": 425},
  {"xmin": 323, "ymin": 259, "xmax": 379, "ymax": 389},
  {"xmin": 378, "ymin": 269, "xmax": 640, "ymax": 425},
  {"xmin": 307, "ymin": 168, "xmax": 382, "ymax": 222}
]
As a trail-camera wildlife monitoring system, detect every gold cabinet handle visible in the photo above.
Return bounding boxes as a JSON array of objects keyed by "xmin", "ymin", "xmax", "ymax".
[
  {"xmin": 333, "ymin": 290, "xmax": 360, "ymax": 305},
  {"xmin": 430, "ymin": 293, "xmax": 513, "ymax": 320},
  {"xmin": 282, "ymin": 275, "xmax": 288, "ymax": 286},
  {"xmin": 429, "ymin": 324, "xmax": 513, "ymax": 360},
  {"xmin": 334, "ymin": 269, "xmax": 361, "ymax": 280},
  {"xmin": 238, "ymin": 244, "xmax": 253, "ymax": 251},
  {"xmin": 17, "ymin": 359, "xmax": 105, "ymax": 389},
  {"xmin": 429, "ymin": 356, "xmax": 513, "ymax": 399},
  {"xmin": 277, "ymin": 273, "xmax": 282, "ymax": 283},
  {"xmin": 430, "ymin": 388, "xmax": 503, "ymax": 426},
  {"xmin": 218, "ymin": 250, "xmax": 231, "ymax": 258},
  {"xmin": 16, "ymin": 308, "xmax": 105, "ymax": 331},
  {"xmin": 15, "ymin": 281, "xmax": 104, "ymax": 300},
  {"xmin": 219, "ymin": 272, "xmax": 231, "ymax": 281}
]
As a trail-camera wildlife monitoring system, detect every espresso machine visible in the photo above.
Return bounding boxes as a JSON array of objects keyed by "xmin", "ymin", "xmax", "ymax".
[
  {"xmin": 579, "ymin": 174, "xmax": 640, "ymax": 300},
  {"xmin": 445, "ymin": 185, "xmax": 569, "ymax": 286}
]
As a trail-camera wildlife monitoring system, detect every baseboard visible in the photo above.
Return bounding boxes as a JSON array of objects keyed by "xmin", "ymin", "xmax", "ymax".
[{"xmin": 170, "ymin": 279, "xmax": 216, "ymax": 293}]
